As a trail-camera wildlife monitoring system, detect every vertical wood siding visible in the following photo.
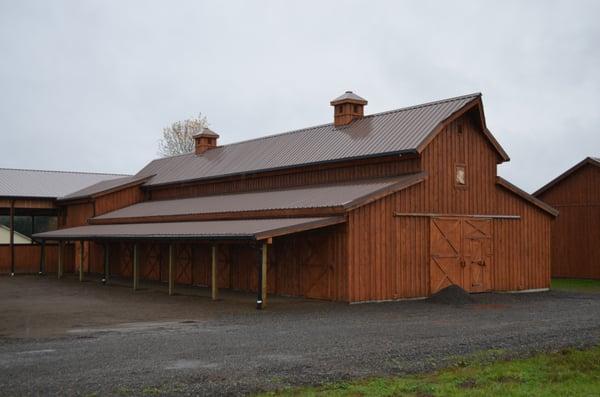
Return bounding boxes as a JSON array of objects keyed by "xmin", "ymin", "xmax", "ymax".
[
  {"xmin": 98, "ymin": 224, "xmax": 347, "ymax": 300},
  {"xmin": 94, "ymin": 185, "xmax": 144, "ymax": 216},
  {"xmin": 347, "ymin": 112, "xmax": 552, "ymax": 302},
  {"xmin": 0, "ymin": 244, "xmax": 74, "ymax": 274},
  {"xmin": 149, "ymin": 157, "xmax": 420, "ymax": 200},
  {"xmin": 537, "ymin": 164, "xmax": 600, "ymax": 278}
]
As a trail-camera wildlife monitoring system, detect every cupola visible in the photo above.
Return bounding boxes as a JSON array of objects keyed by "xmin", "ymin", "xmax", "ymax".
[
  {"xmin": 330, "ymin": 91, "xmax": 368, "ymax": 127},
  {"xmin": 193, "ymin": 127, "xmax": 219, "ymax": 155}
]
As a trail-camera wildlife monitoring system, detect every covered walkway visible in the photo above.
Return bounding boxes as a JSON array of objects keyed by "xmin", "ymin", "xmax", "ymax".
[{"xmin": 34, "ymin": 217, "xmax": 346, "ymax": 309}]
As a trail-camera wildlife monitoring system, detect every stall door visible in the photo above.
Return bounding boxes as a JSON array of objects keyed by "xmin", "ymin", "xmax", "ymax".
[
  {"xmin": 430, "ymin": 217, "xmax": 492, "ymax": 294},
  {"xmin": 462, "ymin": 219, "xmax": 493, "ymax": 293}
]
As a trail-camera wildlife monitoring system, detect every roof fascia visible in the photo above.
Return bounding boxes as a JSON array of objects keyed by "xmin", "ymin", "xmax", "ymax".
[{"xmin": 343, "ymin": 172, "xmax": 428, "ymax": 211}]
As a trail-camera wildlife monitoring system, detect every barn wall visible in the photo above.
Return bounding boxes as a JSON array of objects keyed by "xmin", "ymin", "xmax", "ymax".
[
  {"xmin": 148, "ymin": 156, "xmax": 420, "ymax": 200},
  {"xmin": 98, "ymin": 224, "xmax": 347, "ymax": 300},
  {"xmin": 347, "ymin": 112, "xmax": 552, "ymax": 302},
  {"xmin": 0, "ymin": 243, "xmax": 75, "ymax": 274},
  {"xmin": 537, "ymin": 164, "xmax": 600, "ymax": 278},
  {"xmin": 94, "ymin": 185, "xmax": 145, "ymax": 216}
]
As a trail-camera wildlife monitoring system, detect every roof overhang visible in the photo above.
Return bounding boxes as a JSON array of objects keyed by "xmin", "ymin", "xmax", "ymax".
[
  {"xmin": 496, "ymin": 177, "xmax": 558, "ymax": 217},
  {"xmin": 32, "ymin": 217, "xmax": 346, "ymax": 242}
]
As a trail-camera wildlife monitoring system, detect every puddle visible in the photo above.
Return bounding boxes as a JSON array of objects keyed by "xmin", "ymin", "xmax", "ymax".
[
  {"xmin": 15, "ymin": 349, "xmax": 56, "ymax": 355},
  {"xmin": 165, "ymin": 359, "xmax": 220, "ymax": 370}
]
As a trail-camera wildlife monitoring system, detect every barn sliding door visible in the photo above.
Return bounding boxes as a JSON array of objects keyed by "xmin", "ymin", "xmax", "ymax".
[{"xmin": 430, "ymin": 217, "xmax": 492, "ymax": 294}]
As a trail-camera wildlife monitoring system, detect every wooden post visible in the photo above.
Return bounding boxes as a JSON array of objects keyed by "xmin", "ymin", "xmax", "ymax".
[
  {"xmin": 79, "ymin": 241, "xmax": 84, "ymax": 282},
  {"xmin": 57, "ymin": 241, "xmax": 63, "ymax": 279},
  {"xmin": 133, "ymin": 243, "xmax": 139, "ymax": 291},
  {"xmin": 168, "ymin": 244, "xmax": 174, "ymax": 296},
  {"xmin": 102, "ymin": 243, "xmax": 109, "ymax": 284},
  {"xmin": 256, "ymin": 242, "xmax": 268, "ymax": 310},
  {"xmin": 211, "ymin": 245, "xmax": 218, "ymax": 300},
  {"xmin": 261, "ymin": 242, "xmax": 268, "ymax": 307},
  {"xmin": 9, "ymin": 200, "xmax": 15, "ymax": 276},
  {"xmin": 39, "ymin": 240, "xmax": 46, "ymax": 275}
]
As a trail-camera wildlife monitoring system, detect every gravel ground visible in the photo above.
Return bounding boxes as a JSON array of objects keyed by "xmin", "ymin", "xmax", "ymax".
[{"xmin": 1, "ymin": 276, "xmax": 600, "ymax": 396}]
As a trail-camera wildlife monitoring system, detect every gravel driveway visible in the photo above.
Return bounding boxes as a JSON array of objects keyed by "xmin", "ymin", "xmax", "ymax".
[{"xmin": 1, "ymin": 276, "xmax": 599, "ymax": 396}]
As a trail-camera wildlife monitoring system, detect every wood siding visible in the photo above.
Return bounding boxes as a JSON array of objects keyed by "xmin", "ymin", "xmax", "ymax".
[
  {"xmin": 0, "ymin": 244, "xmax": 75, "ymax": 274},
  {"xmin": 94, "ymin": 185, "xmax": 144, "ymax": 216},
  {"xmin": 537, "ymin": 163, "xmax": 600, "ymax": 278},
  {"xmin": 148, "ymin": 156, "xmax": 420, "ymax": 200},
  {"xmin": 347, "ymin": 113, "xmax": 552, "ymax": 302},
  {"xmin": 93, "ymin": 224, "xmax": 347, "ymax": 300}
]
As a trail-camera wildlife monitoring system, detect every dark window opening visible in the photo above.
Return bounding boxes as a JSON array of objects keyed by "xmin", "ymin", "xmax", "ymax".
[
  {"xmin": 0, "ymin": 215, "xmax": 57, "ymax": 245},
  {"xmin": 353, "ymin": 105, "xmax": 360, "ymax": 113}
]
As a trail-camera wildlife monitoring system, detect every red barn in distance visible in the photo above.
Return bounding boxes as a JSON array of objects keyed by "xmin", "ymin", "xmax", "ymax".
[{"xmin": 535, "ymin": 157, "xmax": 600, "ymax": 280}]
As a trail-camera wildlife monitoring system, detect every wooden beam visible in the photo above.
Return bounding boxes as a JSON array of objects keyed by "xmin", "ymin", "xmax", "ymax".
[
  {"xmin": 57, "ymin": 241, "xmax": 63, "ymax": 279},
  {"xmin": 133, "ymin": 243, "xmax": 139, "ymax": 291},
  {"xmin": 261, "ymin": 242, "xmax": 267, "ymax": 307},
  {"xmin": 211, "ymin": 245, "xmax": 218, "ymax": 300},
  {"xmin": 39, "ymin": 240, "xmax": 45, "ymax": 275},
  {"xmin": 102, "ymin": 244, "xmax": 109, "ymax": 284},
  {"xmin": 9, "ymin": 200, "xmax": 14, "ymax": 276},
  {"xmin": 393, "ymin": 212, "xmax": 520, "ymax": 220},
  {"xmin": 168, "ymin": 244, "xmax": 174, "ymax": 296},
  {"xmin": 79, "ymin": 241, "xmax": 84, "ymax": 282}
]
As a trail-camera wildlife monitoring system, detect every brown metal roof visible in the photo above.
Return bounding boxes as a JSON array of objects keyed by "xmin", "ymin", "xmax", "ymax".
[
  {"xmin": 192, "ymin": 127, "xmax": 220, "ymax": 138},
  {"xmin": 33, "ymin": 217, "xmax": 345, "ymax": 241},
  {"xmin": 330, "ymin": 91, "xmax": 368, "ymax": 105},
  {"xmin": 533, "ymin": 157, "xmax": 600, "ymax": 197},
  {"xmin": 59, "ymin": 174, "xmax": 152, "ymax": 201},
  {"xmin": 134, "ymin": 93, "xmax": 499, "ymax": 187},
  {"xmin": 93, "ymin": 173, "xmax": 426, "ymax": 221},
  {"xmin": 0, "ymin": 168, "xmax": 128, "ymax": 199}
]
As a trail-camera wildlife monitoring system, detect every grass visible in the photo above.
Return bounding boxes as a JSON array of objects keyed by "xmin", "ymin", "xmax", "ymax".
[
  {"xmin": 259, "ymin": 346, "xmax": 600, "ymax": 397},
  {"xmin": 552, "ymin": 278, "xmax": 600, "ymax": 293}
]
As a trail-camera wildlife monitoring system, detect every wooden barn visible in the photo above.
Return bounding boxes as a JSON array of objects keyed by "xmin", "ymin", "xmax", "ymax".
[
  {"xmin": 534, "ymin": 157, "xmax": 600, "ymax": 279},
  {"xmin": 0, "ymin": 168, "xmax": 126, "ymax": 275},
  {"xmin": 34, "ymin": 92, "xmax": 558, "ymax": 306}
]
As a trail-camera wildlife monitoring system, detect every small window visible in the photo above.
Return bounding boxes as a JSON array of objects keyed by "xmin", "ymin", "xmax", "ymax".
[
  {"xmin": 455, "ymin": 164, "xmax": 466, "ymax": 187},
  {"xmin": 337, "ymin": 105, "xmax": 344, "ymax": 114},
  {"xmin": 353, "ymin": 104, "xmax": 360, "ymax": 113}
]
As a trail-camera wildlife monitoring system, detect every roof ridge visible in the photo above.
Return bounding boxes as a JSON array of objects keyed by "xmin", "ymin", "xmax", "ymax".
[
  {"xmin": 204, "ymin": 92, "xmax": 482, "ymax": 151},
  {"xmin": 0, "ymin": 167, "xmax": 129, "ymax": 176}
]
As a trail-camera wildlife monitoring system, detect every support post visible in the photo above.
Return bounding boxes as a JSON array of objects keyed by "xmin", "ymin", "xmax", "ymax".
[
  {"xmin": 79, "ymin": 241, "xmax": 84, "ymax": 282},
  {"xmin": 9, "ymin": 200, "xmax": 14, "ymax": 276},
  {"xmin": 261, "ymin": 242, "xmax": 268, "ymax": 307},
  {"xmin": 102, "ymin": 243, "xmax": 109, "ymax": 284},
  {"xmin": 133, "ymin": 243, "xmax": 139, "ymax": 291},
  {"xmin": 168, "ymin": 244, "xmax": 174, "ymax": 296},
  {"xmin": 256, "ymin": 242, "xmax": 268, "ymax": 310},
  {"xmin": 57, "ymin": 241, "xmax": 63, "ymax": 279},
  {"xmin": 39, "ymin": 240, "xmax": 46, "ymax": 275},
  {"xmin": 211, "ymin": 245, "xmax": 218, "ymax": 300}
]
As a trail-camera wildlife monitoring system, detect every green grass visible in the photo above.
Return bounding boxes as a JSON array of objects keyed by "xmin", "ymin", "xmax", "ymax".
[
  {"xmin": 259, "ymin": 346, "xmax": 600, "ymax": 397},
  {"xmin": 552, "ymin": 278, "xmax": 600, "ymax": 293}
]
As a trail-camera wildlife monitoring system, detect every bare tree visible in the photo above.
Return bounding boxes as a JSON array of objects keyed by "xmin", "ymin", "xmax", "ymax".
[{"xmin": 158, "ymin": 113, "xmax": 209, "ymax": 157}]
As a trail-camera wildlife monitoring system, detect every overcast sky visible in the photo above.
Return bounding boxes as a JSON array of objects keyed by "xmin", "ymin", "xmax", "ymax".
[{"xmin": 1, "ymin": 1, "xmax": 599, "ymax": 192}]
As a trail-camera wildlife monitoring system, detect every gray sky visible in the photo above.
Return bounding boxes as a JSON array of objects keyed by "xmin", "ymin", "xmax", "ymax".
[{"xmin": 1, "ymin": 0, "xmax": 599, "ymax": 192}]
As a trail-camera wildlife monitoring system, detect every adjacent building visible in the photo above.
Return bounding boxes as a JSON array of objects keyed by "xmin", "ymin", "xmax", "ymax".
[{"xmin": 534, "ymin": 157, "xmax": 600, "ymax": 279}]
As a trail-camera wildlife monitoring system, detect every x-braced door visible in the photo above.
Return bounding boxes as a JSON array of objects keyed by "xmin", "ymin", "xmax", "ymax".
[{"xmin": 430, "ymin": 217, "xmax": 492, "ymax": 294}]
